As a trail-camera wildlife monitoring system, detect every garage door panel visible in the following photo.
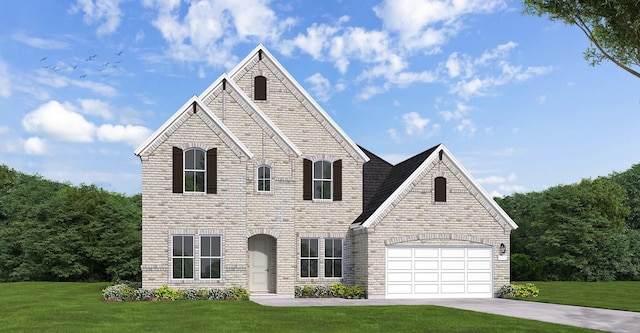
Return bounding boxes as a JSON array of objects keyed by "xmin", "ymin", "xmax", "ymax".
[
  {"xmin": 388, "ymin": 248, "xmax": 412, "ymax": 258},
  {"xmin": 388, "ymin": 260, "xmax": 412, "ymax": 270},
  {"xmin": 388, "ymin": 272, "xmax": 412, "ymax": 282},
  {"xmin": 414, "ymin": 260, "xmax": 438, "ymax": 270},
  {"xmin": 414, "ymin": 272, "xmax": 439, "ymax": 282},
  {"xmin": 467, "ymin": 260, "xmax": 491, "ymax": 270},
  {"xmin": 441, "ymin": 284, "xmax": 466, "ymax": 293},
  {"xmin": 441, "ymin": 248, "xmax": 465, "ymax": 258},
  {"xmin": 386, "ymin": 247, "xmax": 493, "ymax": 299},
  {"xmin": 387, "ymin": 284, "xmax": 412, "ymax": 294},
  {"xmin": 441, "ymin": 260, "xmax": 465, "ymax": 270},
  {"xmin": 414, "ymin": 248, "xmax": 438, "ymax": 258},
  {"xmin": 415, "ymin": 284, "xmax": 439, "ymax": 294}
]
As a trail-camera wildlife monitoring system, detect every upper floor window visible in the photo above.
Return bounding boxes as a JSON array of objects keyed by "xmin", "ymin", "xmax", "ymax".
[
  {"xmin": 257, "ymin": 165, "xmax": 271, "ymax": 192},
  {"xmin": 254, "ymin": 75, "xmax": 267, "ymax": 100},
  {"xmin": 435, "ymin": 176, "xmax": 447, "ymax": 202},
  {"xmin": 173, "ymin": 147, "xmax": 217, "ymax": 194},
  {"xmin": 184, "ymin": 148, "xmax": 205, "ymax": 192},
  {"xmin": 303, "ymin": 159, "xmax": 342, "ymax": 201},
  {"xmin": 313, "ymin": 161, "xmax": 332, "ymax": 200}
]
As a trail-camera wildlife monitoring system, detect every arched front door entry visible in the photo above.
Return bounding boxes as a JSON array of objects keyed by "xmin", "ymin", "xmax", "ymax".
[{"xmin": 248, "ymin": 234, "xmax": 276, "ymax": 293}]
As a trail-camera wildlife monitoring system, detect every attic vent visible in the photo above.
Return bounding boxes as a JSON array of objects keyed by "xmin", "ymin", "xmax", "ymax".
[
  {"xmin": 192, "ymin": 102, "xmax": 197, "ymax": 114},
  {"xmin": 439, "ymin": 150, "xmax": 443, "ymax": 161},
  {"xmin": 258, "ymin": 49, "xmax": 263, "ymax": 61},
  {"xmin": 222, "ymin": 79, "xmax": 226, "ymax": 91}
]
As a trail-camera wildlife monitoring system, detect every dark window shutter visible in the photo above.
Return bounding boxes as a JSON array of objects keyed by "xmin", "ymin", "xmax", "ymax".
[
  {"xmin": 333, "ymin": 159, "xmax": 342, "ymax": 201},
  {"xmin": 173, "ymin": 147, "xmax": 183, "ymax": 193},
  {"xmin": 303, "ymin": 159, "xmax": 312, "ymax": 200},
  {"xmin": 435, "ymin": 177, "xmax": 446, "ymax": 202},
  {"xmin": 254, "ymin": 76, "xmax": 267, "ymax": 100},
  {"xmin": 206, "ymin": 148, "xmax": 217, "ymax": 194}
]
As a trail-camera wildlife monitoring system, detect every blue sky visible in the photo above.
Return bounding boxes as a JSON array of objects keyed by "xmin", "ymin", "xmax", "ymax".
[{"xmin": 1, "ymin": 0, "xmax": 638, "ymax": 196}]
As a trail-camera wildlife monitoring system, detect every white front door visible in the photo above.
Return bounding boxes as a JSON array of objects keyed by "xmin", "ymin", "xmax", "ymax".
[{"xmin": 249, "ymin": 235, "xmax": 270, "ymax": 292}]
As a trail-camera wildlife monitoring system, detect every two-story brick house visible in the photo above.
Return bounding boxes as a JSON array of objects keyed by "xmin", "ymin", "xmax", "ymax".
[{"xmin": 134, "ymin": 44, "xmax": 517, "ymax": 299}]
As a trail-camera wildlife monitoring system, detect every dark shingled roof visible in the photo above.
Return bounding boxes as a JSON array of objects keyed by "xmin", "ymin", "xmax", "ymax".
[{"xmin": 353, "ymin": 144, "xmax": 440, "ymax": 225}]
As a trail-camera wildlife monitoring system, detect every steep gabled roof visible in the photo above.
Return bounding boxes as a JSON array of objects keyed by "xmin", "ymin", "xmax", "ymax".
[
  {"xmin": 353, "ymin": 144, "xmax": 518, "ymax": 231},
  {"xmin": 134, "ymin": 94, "xmax": 253, "ymax": 159},
  {"xmin": 221, "ymin": 44, "xmax": 369, "ymax": 163},
  {"xmin": 199, "ymin": 73, "xmax": 302, "ymax": 158}
]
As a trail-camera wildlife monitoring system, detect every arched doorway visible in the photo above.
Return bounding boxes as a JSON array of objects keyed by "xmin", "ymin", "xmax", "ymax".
[{"xmin": 248, "ymin": 234, "xmax": 277, "ymax": 293}]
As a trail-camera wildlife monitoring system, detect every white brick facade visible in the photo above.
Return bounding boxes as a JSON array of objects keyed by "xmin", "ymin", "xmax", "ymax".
[{"xmin": 135, "ymin": 45, "xmax": 516, "ymax": 298}]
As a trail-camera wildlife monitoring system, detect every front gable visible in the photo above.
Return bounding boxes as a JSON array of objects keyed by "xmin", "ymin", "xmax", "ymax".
[{"xmin": 355, "ymin": 144, "xmax": 517, "ymax": 231}]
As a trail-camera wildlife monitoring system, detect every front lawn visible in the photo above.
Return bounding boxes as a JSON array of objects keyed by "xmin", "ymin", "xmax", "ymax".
[
  {"xmin": 0, "ymin": 282, "xmax": 599, "ymax": 332},
  {"xmin": 514, "ymin": 281, "xmax": 640, "ymax": 312}
]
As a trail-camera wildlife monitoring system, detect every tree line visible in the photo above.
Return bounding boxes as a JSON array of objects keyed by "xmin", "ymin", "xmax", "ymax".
[
  {"xmin": 0, "ymin": 165, "xmax": 141, "ymax": 282},
  {"xmin": 497, "ymin": 164, "xmax": 640, "ymax": 281},
  {"xmin": 2, "ymin": 162, "xmax": 639, "ymax": 283}
]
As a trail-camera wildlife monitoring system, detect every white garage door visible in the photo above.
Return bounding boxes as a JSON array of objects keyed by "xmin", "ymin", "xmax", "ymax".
[{"xmin": 386, "ymin": 247, "xmax": 493, "ymax": 298}]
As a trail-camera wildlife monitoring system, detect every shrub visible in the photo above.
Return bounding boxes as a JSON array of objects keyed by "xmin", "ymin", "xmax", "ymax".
[
  {"xmin": 301, "ymin": 285, "xmax": 314, "ymax": 297},
  {"xmin": 313, "ymin": 285, "xmax": 332, "ymax": 297},
  {"xmin": 134, "ymin": 288, "xmax": 156, "ymax": 301},
  {"xmin": 331, "ymin": 282, "xmax": 347, "ymax": 297},
  {"xmin": 514, "ymin": 283, "xmax": 539, "ymax": 298},
  {"xmin": 208, "ymin": 288, "xmax": 226, "ymax": 300},
  {"xmin": 511, "ymin": 253, "xmax": 543, "ymax": 281},
  {"xmin": 155, "ymin": 285, "xmax": 181, "ymax": 300},
  {"xmin": 181, "ymin": 289, "xmax": 201, "ymax": 300},
  {"xmin": 229, "ymin": 286, "xmax": 250, "ymax": 300},
  {"xmin": 345, "ymin": 285, "xmax": 366, "ymax": 298},
  {"xmin": 102, "ymin": 283, "xmax": 136, "ymax": 301},
  {"xmin": 498, "ymin": 284, "xmax": 516, "ymax": 298},
  {"xmin": 294, "ymin": 286, "xmax": 302, "ymax": 297}
]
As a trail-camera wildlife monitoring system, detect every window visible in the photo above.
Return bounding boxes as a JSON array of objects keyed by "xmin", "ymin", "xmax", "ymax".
[
  {"xmin": 435, "ymin": 176, "xmax": 447, "ymax": 202},
  {"xmin": 254, "ymin": 75, "xmax": 267, "ymax": 100},
  {"xmin": 257, "ymin": 165, "xmax": 271, "ymax": 192},
  {"xmin": 173, "ymin": 147, "xmax": 217, "ymax": 194},
  {"xmin": 201, "ymin": 236, "xmax": 221, "ymax": 279},
  {"xmin": 324, "ymin": 239, "xmax": 343, "ymax": 278},
  {"xmin": 185, "ymin": 148, "xmax": 205, "ymax": 192},
  {"xmin": 172, "ymin": 235, "xmax": 194, "ymax": 279},
  {"xmin": 313, "ymin": 161, "xmax": 332, "ymax": 200},
  {"xmin": 300, "ymin": 238, "xmax": 318, "ymax": 278},
  {"xmin": 303, "ymin": 159, "xmax": 341, "ymax": 201}
]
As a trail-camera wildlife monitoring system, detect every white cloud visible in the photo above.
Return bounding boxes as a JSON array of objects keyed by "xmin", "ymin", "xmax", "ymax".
[
  {"xmin": 12, "ymin": 33, "xmax": 69, "ymax": 49},
  {"xmin": 387, "ymin": 128, "xmax": 400, "ymax": 143},
  {"xmin": 24, "ymin": 137, "xmax": 47, "ymax": 155},
  {"xmin": 144, "ymin": 0, "xmax": 295, "ymax": 67},
  {"xmin": 373, "ymin": 0, "xmax": 506, "ymax": 50},
  {"xmin": 96, "ymin": 124, "xmax": 152, "ymax": 147},
  {"xmin": 35, "ymin": 71, "xmax": 117, "ymax": 97},
  {"xmin": 305, "ymin": 73, "xmax": 332, "ymax": 103},
  {"xmin": 440, "ymin": 102, "xmax": 471, "ymax": 121},
  {"xmin": 77, "ymin": 98, "xmax": 114, "ymax": 120},
  {"xmin": 22, "ymin": 100, "xmax": 96, "ymax": 142},
  {"xmin": 402, "ymin": 112, "xmax": 430, "ymax": 136},
  {"xmin": 357, "ymin": 85, "xmax": 387, "ymax": 100},
  {"xmin": 70, "ymin": 0, "xmax": 124, "ymax": 35},
  {"xmin": 456, "ymin": 118, "xmax": 476, "ymax": 136}
]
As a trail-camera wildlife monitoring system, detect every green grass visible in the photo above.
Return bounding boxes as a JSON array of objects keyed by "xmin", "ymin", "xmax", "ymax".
[
  {"xmin": 0, "ymin": 282, "xmax": 598, "ymax": 333},
  {"xmin": 514, "ymin": 281, "xmax": 640, "ymax": 312}
]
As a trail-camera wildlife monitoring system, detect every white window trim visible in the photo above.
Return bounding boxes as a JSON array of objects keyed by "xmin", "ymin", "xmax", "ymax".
[
  {"xmin": 300, "ymin": 238, "xmax": 319, "ymax": 278},
  {"xmin": 172, "ymin": 235, "xmax": 195, "ymax": 280},
  {"xmin": 312, "ymin": 160, "xmax": 333, "ymax": 201},
  {"xmin": 324, "ymin": 238, "xmax": 343, "ymax": 278},
  {"xmin": 256, "ymin": 164, "xmax": 272, "ymax": 193},
  {"xmin": 184, "ymin": 148, "xmax": 206, "ymax": 193},
  {"xmin": 200, "ymin": 235, "xmax": 223, "ymax": 280}
]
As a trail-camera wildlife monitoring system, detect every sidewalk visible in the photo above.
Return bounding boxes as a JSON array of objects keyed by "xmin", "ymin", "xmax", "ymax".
[{"xmin": 251, "ymin": 296, "xmax": 640, "ymax": 333}]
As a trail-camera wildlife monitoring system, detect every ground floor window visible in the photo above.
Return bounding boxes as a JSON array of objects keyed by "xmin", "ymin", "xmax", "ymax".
[
  {"xmin": 201, "ymin": 235, "xmax": 222, "ymax": 279},
  {"xmin": 300, "ymin": 237, "xmax": 343, "ymax": 278},
  {"xmin": 172, "ymin": 235, "xmax": 194, "ymax": 279},
  {"xmin": 324, "ymin": 238, "xmax": 343, "ymax": 278},
  {"xmin": 300, "ymin": 238, "xmax": 318, "ymax": 277}
]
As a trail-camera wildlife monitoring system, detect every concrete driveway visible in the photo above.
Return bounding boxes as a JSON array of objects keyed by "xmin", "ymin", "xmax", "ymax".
[{"xmin": 251, "ymin": 296, "xmax": 640, "ymax": 332}]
